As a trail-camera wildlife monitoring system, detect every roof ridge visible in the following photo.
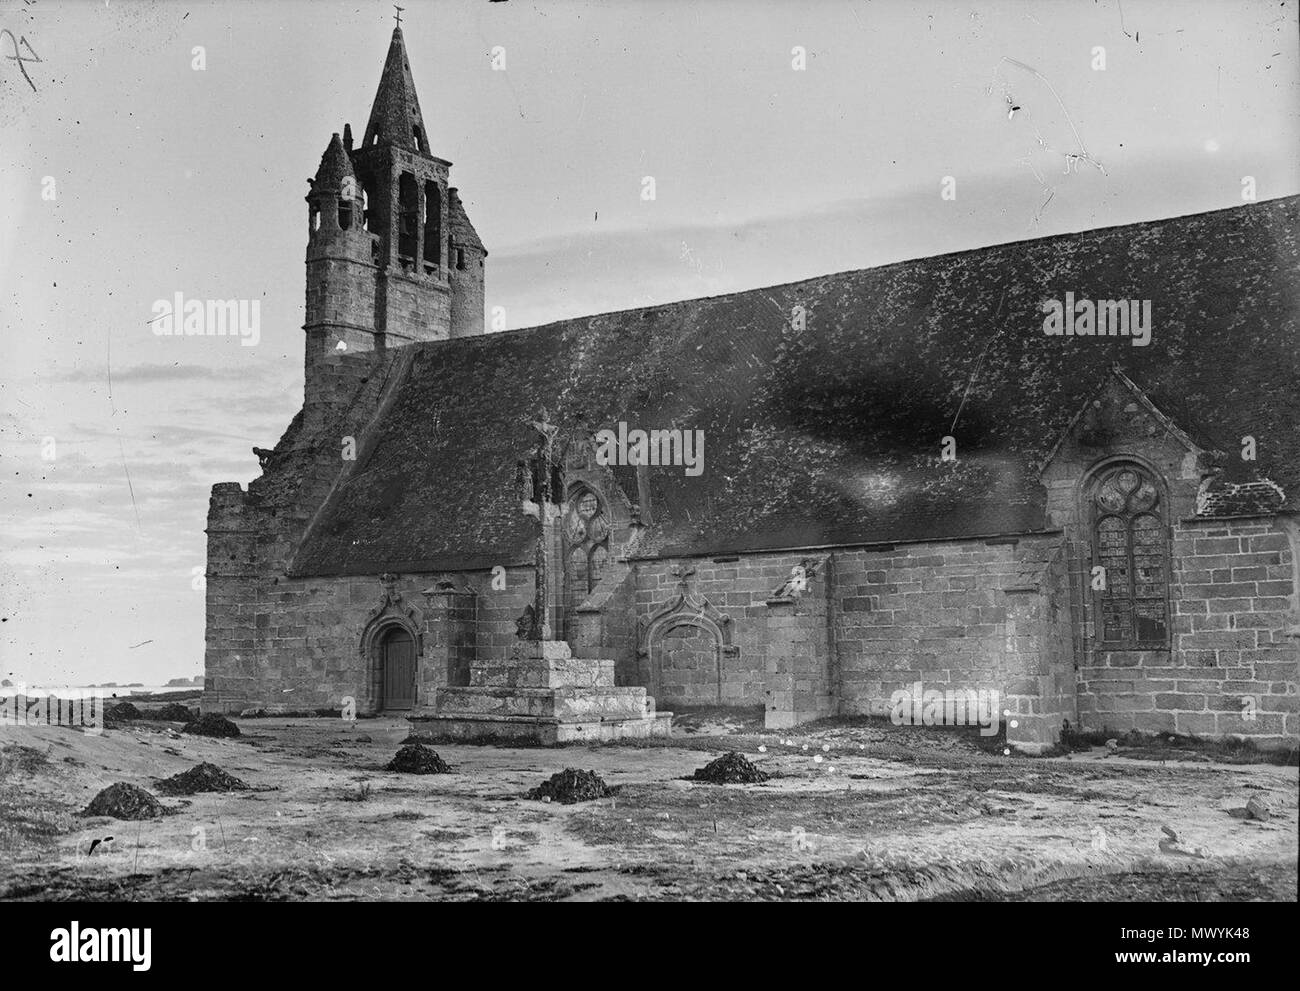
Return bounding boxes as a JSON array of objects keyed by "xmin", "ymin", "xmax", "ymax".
[{"xmin": 478, "ymin": 194, "xmax": 1300, "ymax": 340}]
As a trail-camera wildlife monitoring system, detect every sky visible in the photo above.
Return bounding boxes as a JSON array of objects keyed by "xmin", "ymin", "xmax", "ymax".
[{"xmin": 0, "ymin": 0, "xmax": 1297, "ymax": 685}]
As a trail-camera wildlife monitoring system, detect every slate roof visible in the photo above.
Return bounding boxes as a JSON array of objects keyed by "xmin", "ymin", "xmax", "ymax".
[
  {"xmin": 312, "ymin": 133, "xmax": 355, "ymax": 194},
  {"xmin": 448, "ymin": 189, "xmax": 485, "ymax": 254},
  {"xmin": 288, "ymin": 195, "xmax": 1300, "ymax": 577},
  {"xmin": 361, "ymin": 26, "xmax": 427, "ymax": 152},
  {"xmin": 1197, "ymin": 478, "xmax": 1288, "ymax": 517}
]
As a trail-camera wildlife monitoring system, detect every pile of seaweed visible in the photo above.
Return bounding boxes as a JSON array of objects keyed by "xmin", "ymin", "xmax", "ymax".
[
  {"xmin": 182, "ymin": 713, "xmax": 241, "ymax": 738},
  {"xmin": 104, "ymin": 701, "xmax": 141, "ymax": 723},
  {"xmin": 83, "ymin": 783, "xmax": 163, "ymax": 820},
  {"xmin": 527, "ymin": 768, "xmax": 619, "ymax": 804},
  {"xmin": 147, "ymin": 702, "xmax": 195, "ymax": 722},
  {"xmin": 691, "ymin": 751, "xmax": 769, "ymax": 784},
  {"xmin": 155, "ymin": 762, "xmax": 249, "ymax": 796},
  {"xmin": 385, "ymin": 743, "xmax": 452, "ymax": 774}
]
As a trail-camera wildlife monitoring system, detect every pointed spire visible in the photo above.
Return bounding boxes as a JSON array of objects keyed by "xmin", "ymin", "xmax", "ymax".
[
  {"xmin": 312, "ymin": 133, "xmax": 356, "ymax": 194},
  {"xmin": 448, "ymin": 189, "xmax": 486, "ymax": 254},
  {"xmin": 362, "ymin": 26, "xmax": 429, "ymax": 154}
]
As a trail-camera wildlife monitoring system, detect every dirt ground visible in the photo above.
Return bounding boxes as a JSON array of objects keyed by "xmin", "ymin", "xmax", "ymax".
[{"xmin": 1, "ymin": 713, "xmax": 1295, "ymax": 901}]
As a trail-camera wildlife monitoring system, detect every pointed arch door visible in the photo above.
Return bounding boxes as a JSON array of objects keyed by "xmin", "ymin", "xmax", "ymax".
[{"xmin": 381, "ymin": 627, "xmax": 416, "ymax": 710}]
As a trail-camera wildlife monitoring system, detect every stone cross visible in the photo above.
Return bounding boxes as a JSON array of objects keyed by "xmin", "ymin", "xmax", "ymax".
[
  {"xmin": 671, "ymin": 563, "xmax": 697, "ymax": 594},
  {"xmin": 520, "ymin": 410, "xmax": 562, "ymax": 641}
]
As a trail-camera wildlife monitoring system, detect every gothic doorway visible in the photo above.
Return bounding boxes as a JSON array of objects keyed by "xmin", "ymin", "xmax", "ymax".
[
  {"xmin": 656, "ymin": 620, "xmax": 723, "ymax": 704},
  {"xmin": 380, "ymin": 627, "xmax": 416, "ymax": 710}
]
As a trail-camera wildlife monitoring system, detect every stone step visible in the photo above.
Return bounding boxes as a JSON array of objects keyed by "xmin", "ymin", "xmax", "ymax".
[
  {"xmin": 469, "ymin": 656, "xmax": 616, "ymax": 690},
  {"xmin": 409, "ymin": 711, "xmax": 674, "ymax": 745},
  {"xmin": 435, "ymin": 684, "xmax": 652, "ymax": 721}
]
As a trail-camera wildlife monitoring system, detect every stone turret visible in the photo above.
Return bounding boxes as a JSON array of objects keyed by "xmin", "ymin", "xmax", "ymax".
[
  {"xmin": 448, "ymin": 188, "xmax": 487, "ymax": 338},
  {"xmin": 302, "ymin": 26, "xmax": 489, "ymax": 414}
]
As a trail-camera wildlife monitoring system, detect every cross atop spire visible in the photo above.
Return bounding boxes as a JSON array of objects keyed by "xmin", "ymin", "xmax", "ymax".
[{"xmin": 393, "ymin": 5, "xmax": 403, "ymax": 27}]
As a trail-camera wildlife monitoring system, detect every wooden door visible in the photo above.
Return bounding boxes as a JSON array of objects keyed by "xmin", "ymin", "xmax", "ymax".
[{"xmin": 381, "ymin": 628, "xmax": 416, "ymax": 710}]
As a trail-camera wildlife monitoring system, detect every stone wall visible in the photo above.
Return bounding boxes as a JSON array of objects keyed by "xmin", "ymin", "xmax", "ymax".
[
  {"xmin": 630, "ymin": 539, "xmax": 1074, "ymax": 745},
  {"xmin": 424, "ymin": 584, "xmax": 477, "ymax": 695},
  {"xmin": 202, "ymin": 564, "xmax": 534, "ymax": 715},
  {"xmin": 448, "ymin": 250, "xmax": 485, "ymax": 339},
  {"xmin": 764, "ymin": 558, "xmax": 835, "ymax": 728},
  {"xmin": 832, "ymin": 535, "xmax": 1074, "ymax": 747},
  {"xmin": 376, "ymin": 269, "xmax": 451, "ymax": 347},
  {"xmin": 571, "ymin": 561, "xmax": 639, "ymax": 685},
  {"xmin": 633, "ymin": 553, "xmax": 813, "ymax": 710},
  {"xmin": 1077, "ymin": 516, "xmax": 1300, "ymax": 742}
]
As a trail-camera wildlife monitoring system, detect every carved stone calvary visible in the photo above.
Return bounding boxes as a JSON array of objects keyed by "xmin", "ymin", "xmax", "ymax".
[{"xmin": 411, "ymin": 413, "xmax": 673, "ymax": 745}]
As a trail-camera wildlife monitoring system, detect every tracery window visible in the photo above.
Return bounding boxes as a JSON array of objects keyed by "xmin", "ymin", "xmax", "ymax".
[
  {"xmin": 564, "ymin": 488, "xmax": 611, "ymax": 595},
  {"xmin": 1092, "ymin": 464, "xmax": 1169, "ymax": 646}
]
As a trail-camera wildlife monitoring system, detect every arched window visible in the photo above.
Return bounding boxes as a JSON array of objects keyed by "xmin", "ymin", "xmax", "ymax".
[
  {"xmin": 1091, "ymin": 464, "xmax": 1169, "ymax": 646},
  {"xmin": 563, "ymin": 488, "xmax": 611, "ymax": 596},
  {"xmin": 422, "ymin": 181, "xmax": 441, "ymax": 272},
  {"xmin": 397, "ymin": 172, "xmax": 418, "ymax": 260}
]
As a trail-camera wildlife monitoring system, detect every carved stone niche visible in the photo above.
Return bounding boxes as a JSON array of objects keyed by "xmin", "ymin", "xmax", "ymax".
[
  {"xmin": 637, "ymin": 585, "xmax": 738, "ymax": 703},
  {"xmin": 766, "ymin": 557, "xmax": 823, "ymax": 606},
  {"xmin": 359, "ymin": 573, "xmax": 425, "ymax": 659}
]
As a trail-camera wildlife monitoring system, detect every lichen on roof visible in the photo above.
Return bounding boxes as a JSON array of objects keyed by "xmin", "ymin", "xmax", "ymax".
[{"xmin": 289, "ymin": 195, "xmax": 1300, "ymax": 576}]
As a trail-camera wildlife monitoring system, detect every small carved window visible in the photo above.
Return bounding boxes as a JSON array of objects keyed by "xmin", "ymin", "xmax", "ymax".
[
  {"xmin": 564, "ymin": 487, "xmax": 611, "ymax": 594},
  {"xmin": 1092, "ymin": 465, "xmax": 1169, "ymax": 646}
]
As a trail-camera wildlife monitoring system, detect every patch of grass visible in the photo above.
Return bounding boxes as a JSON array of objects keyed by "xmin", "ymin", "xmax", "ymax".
[
  {"xmin": 401, "ymin": 730, "xmax": 546, "ymax": 748},
  {"xmin": 0, "ymin": 744, "xmax": 51, "ymax": 778},
  {"xmin": 239, "ymin": 708, "xmax": 340, "ymax": 719},
  {"xmin": 0, "ymin": 772, "xmax": 76, "ymax": 858},
  {"xmin": 1057, "ymin": 725, "xmax": 1298, "ymax": 765},
  {"xmin": 342, "ymin": 781, "xmax": 374, "ymax": 802},
  {"xmin": 563, "ymin": 780, "xmax": 998, "ymax": 850},
  {"xmin": 665, "ymin": 705, "xmax": 766, "ymax": 734},
  {"xmin": 421, "ymin": 828, "xmax": 471, "ymax": 841},
  {"xmin": 935, "ymin": 861, "xmax": 1299, "ymax": 902}
]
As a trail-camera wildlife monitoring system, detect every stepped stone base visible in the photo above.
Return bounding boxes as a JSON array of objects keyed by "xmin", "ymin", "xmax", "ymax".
[{"xmin": 414, "ymin": 640, "xmax": 672, "ymax": 745}]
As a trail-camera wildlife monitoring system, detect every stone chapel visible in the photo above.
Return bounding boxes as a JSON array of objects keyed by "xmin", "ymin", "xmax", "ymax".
[{"xmin": 203, "ymin": 26, "xmax": 1300, "ymax": 751}]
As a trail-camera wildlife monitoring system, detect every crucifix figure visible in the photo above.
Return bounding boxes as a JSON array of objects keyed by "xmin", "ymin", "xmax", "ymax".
[
  {"xmin": 671, "ymin": 563, "xmax": 697, "ymax": 595},
  {"xmin": 519, "ymin": 409, "xmax": 563, "ymax": 641}
]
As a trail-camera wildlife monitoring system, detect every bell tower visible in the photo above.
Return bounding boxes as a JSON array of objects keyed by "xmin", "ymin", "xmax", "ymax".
[
  {"xmin": 351, "ymin": 23, "xmax": 456, "ymax": 347},
  {"xmin": 304, "ymin": 132, "xmax": 375, "ymax": 393},
  {"xmin": 302, "ymin": 20, "xmax": 488, "ymax": 408}
]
